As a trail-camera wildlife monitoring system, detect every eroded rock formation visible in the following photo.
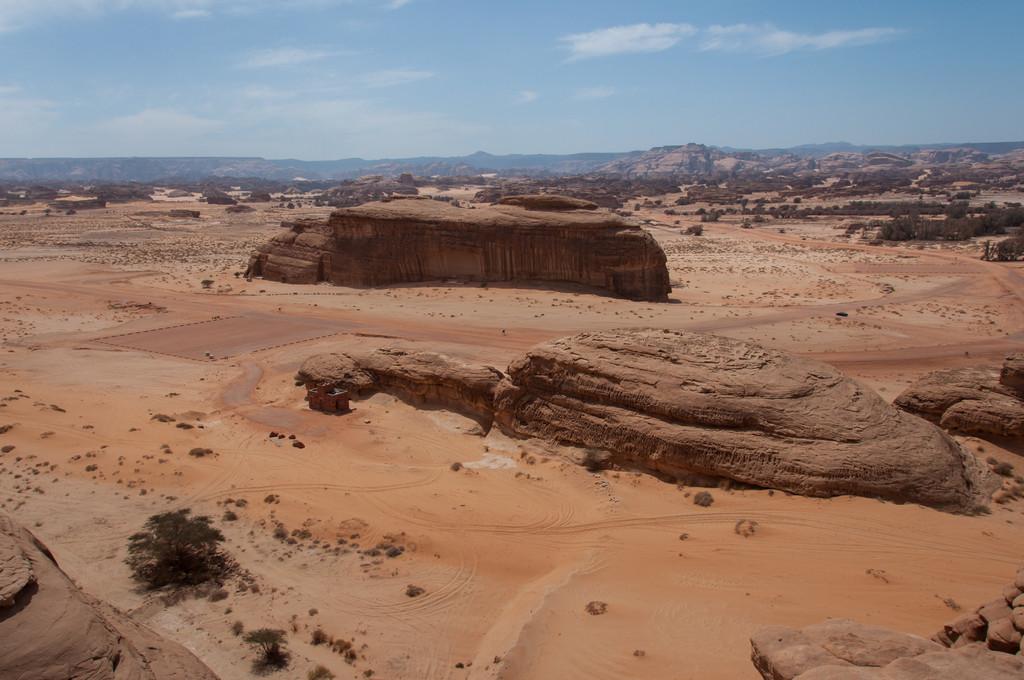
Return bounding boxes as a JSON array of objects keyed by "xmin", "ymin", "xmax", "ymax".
[
  {"xmin": 299, "ymin": 329, "xmax": 991, "ymax": 512},
  {"xmin": 0, "ymin": 514, "xmax": 219, "ymax": 680},
  {"xmin": 246, "ymin": 198, "xmax": 672, "ymax": 301},
  {"xmin": 298, "ymin": 348, "xmax": 504, "ymax": 429},
  {"xmin": 894, "ymin": 354, "xmax": 1024, "ymax": 437},
  {"xmin": 751, "ymin": 620, "xmax": 1023, "ymax": 679},
  {"xmin": 495, "ymin": 329, "xmax": 990, "ymax": 512},
  {"xmin": 751, "ymin": 565, "xmax": 1024, "ymax": 679}
]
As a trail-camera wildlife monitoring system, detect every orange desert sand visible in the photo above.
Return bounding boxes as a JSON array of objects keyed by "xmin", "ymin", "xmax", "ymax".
[{"xmin": 1, "ymin": 191, "xmax": 1023, "ymax": 679}]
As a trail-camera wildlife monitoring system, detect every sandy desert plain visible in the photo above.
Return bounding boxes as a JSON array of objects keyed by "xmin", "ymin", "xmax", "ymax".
[{"xmin": 1, "ymin": 184, "xmax": 1024, "ymax": 680}]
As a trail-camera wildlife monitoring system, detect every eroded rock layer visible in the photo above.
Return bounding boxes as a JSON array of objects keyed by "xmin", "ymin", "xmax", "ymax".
[
  {"xmin": 751, "ymin": 620, "xmax": 1024, "ymax": 680},
  {"xmin": 894, "ymin": 354, "xmax": 1024, "ymax": 438},
  {"xmin": 300, "ymin": 329, "xmax": 990, "ymax": 512},
  {"xmin": 493, "ymin": 329, "xmax": 989, "ymax": 512},
  {"xmin": 246, "ymin": 198, "xmax": 671, "ymax": 301},
  {"xmin": 0, "ymin": 514, "xmax": 219, "ymax": 680},
  {"xmin": 298, "ymin": 347, "xmax": 504, "ymax": 429}
]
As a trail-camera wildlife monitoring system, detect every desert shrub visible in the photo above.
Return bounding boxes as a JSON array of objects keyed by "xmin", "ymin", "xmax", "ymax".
[
  {"xmin": 223, "ymin": 509, "xmax": 238, "ymax": 521},
  {"xmin": 208, "ymin": 587, "xmax": 229, "ymax": 602},
  {"xmin": 693, "ymin": 491, "xmax": 714, "ymax": 507},
  {"xmin": 231, "ymin": 620, "xmax": 245, "ymax": 636},
  {"xmin": 201, "ymin": 279, "xmax": 214, "ymax": 289},
  {"xmin": 244, "ymin": 628, "xmax": 289, "ymax": 670},
  {"xmin": 126, "ymin": 509, "xmax": 233, "ymax": 588},
  {"xmin": 308, "ymin": 666, "xmax": 335, "ymax": 680},
  {"xmin": 311, "ymin": 628, "xmax": 330, "ymax": 645}
]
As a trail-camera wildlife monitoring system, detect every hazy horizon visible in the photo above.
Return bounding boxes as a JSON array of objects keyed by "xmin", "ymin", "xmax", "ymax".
[{"xmin": 1, "ymin": 0, "xmax": 1022, "ymax": 158}]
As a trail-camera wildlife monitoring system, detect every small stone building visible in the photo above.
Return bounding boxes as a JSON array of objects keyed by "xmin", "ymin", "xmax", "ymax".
[{"xmin": 307, "ymin": 383, "xmax": 351, "ymax": 413}]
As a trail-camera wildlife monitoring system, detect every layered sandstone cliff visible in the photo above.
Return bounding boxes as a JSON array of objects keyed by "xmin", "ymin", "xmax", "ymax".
[
  {"xmin": 298, "ymin": 329, "xmax": 991, "ymax": 512},
  {"xmin": 0, "ymin": 514, "xmax": 220, "ymax": 680},
  {"xmin": 894, "ymin": 354, "xmax": 1024, "ymax": 438},
  {"xmin": 245, "ymin": 198, "xmax": 671, "ymax": 301}
]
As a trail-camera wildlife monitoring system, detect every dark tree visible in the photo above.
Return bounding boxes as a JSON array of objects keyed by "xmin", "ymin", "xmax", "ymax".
[
  {"xmin": 244, "ymin": 628, "xmax": 290, "ymax": 669},
  {"xmin": 126, "ymin": 509, "xmax": 233, "ymax": 588}
]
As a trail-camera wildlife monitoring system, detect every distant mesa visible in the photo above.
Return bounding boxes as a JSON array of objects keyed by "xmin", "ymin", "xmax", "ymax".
[
  {"xmin": 202, "ymin": 189, "xmax": 237, "ymax": 205},
  {"xmin": 298, "ymin": 329, "xmax": 993, "ymax": 513},
  {"xmin": 497, "ymin": 193, "xmax": 598, "ymax": 211},
  {"xmin": 0, "ymin": 514, "xmax": 219, "ymax": 680},
  {"xmin": 895, "ymin": 353, "xmax": 1024, "ymax": 438},
  {"xmin": 245, "ymin": 196, "xmax": 672, "ymax": 301},
  {"xmin": 48, "ymin": 196, "xmax": 106, "ymax": 211}
]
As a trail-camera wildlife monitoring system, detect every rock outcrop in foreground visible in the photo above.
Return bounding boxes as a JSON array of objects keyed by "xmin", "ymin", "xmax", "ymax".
[
  {"xmin": 894, "ymin": 353, "xmax": 1024, "ymax": 438},
  {"xmin": 299, "ymin": 329, "xmax": 991, "ymax": 512},
  {"xmin": 0, "ymin": 514, "xmax": 219, "ymax": 680},
  {"xmin": 751, "ymin": 566, "xmax": 1024, "ymax": 679},
  {"xmin": 246, "ymin": 198, "xmax": 671, "ymax": 301}
]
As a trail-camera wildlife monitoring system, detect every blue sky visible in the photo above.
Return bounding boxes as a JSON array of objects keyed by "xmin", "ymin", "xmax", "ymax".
[{"xmin": 0, "ymin": 0, "xmax": 1021, "ymax": 158}]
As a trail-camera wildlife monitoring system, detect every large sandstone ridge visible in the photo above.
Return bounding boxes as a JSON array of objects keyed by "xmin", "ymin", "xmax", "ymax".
[
  {"xmin": 750, "ymin": 565, "xmax": 1024, "ymax": 679},
  {"xmin": 894, "ymin": 353, "xmax": 1024, "ymax": 438},
  {"xmin": 0, "ymin": 514, "xmax": 219, "ymax": 680},
  {"xmin": 245, "ymin": 197, "xmax": 672, "ymax": 301},
  {"xmin": 298, "ymin": 329, "xmax": 991, "ymax": 512}
]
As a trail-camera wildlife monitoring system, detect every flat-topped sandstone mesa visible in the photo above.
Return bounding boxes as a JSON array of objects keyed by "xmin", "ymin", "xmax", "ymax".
[{"xmin": 245, "ymin": 197, "xmax": 671, "ymax": 301}]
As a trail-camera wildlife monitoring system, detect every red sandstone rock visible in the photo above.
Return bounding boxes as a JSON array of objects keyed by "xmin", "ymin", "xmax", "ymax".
[{"xmin": 246, "ymin": 199, "xmax": 671, "ymax": 301}]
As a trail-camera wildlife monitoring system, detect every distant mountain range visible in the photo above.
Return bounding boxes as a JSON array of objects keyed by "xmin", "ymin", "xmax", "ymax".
[{"xmin": 2, "ymin": 141, "xmax": 1023, "ymax": 183}]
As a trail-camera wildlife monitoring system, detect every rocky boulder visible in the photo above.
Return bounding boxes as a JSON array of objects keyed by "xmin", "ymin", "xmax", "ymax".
[
  {"xmin": 751, "ymin": 619, "xmax": 942, "ymax": 680},
  {"xmin": 752, "ymin": 566, "xmax": 1024, "ymax": 679},
  {"xmin": 246, "ymin": 199, "xmax": 671, "ymax": 301},
  {"xmin": 894, "ymin": 354, "xmax": 1024, "ymax": 437},
  {"xmin": 0, "ymin": 514, "xmax": 219, "ymax": 680},
  {"xmin": 493, "ymin": 329, "xmax": 991, "ymax": 512}
]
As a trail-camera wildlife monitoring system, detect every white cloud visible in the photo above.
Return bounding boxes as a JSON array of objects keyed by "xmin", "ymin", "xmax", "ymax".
[
  {"xmin": 560, "ymin": 22, "xmax": 696, "ymax": 60},
  {"xmin": 701, "ymin": 24, "xmax": 902, "ymax": 56},
  {"xmin": 573, "ymin": 86, "xmax": 615, "ymax": 101},
  {"xmin": 237, "ymin": 47, "xmax": 339, "ymax": 69},
  {"xmin": 515, "ymin": 90, "xmax": 539, "ymax": 104},
  {"xmin": 99, "ymin": 108, "xmax": 223, "ymax": 137},
  {"xmin": 386, "ymin": 0, "xmax": 410, "ymax": 8},
  {"xmin": 358, "ymin": 69, "xmax": 434, "ymax": 88}
]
